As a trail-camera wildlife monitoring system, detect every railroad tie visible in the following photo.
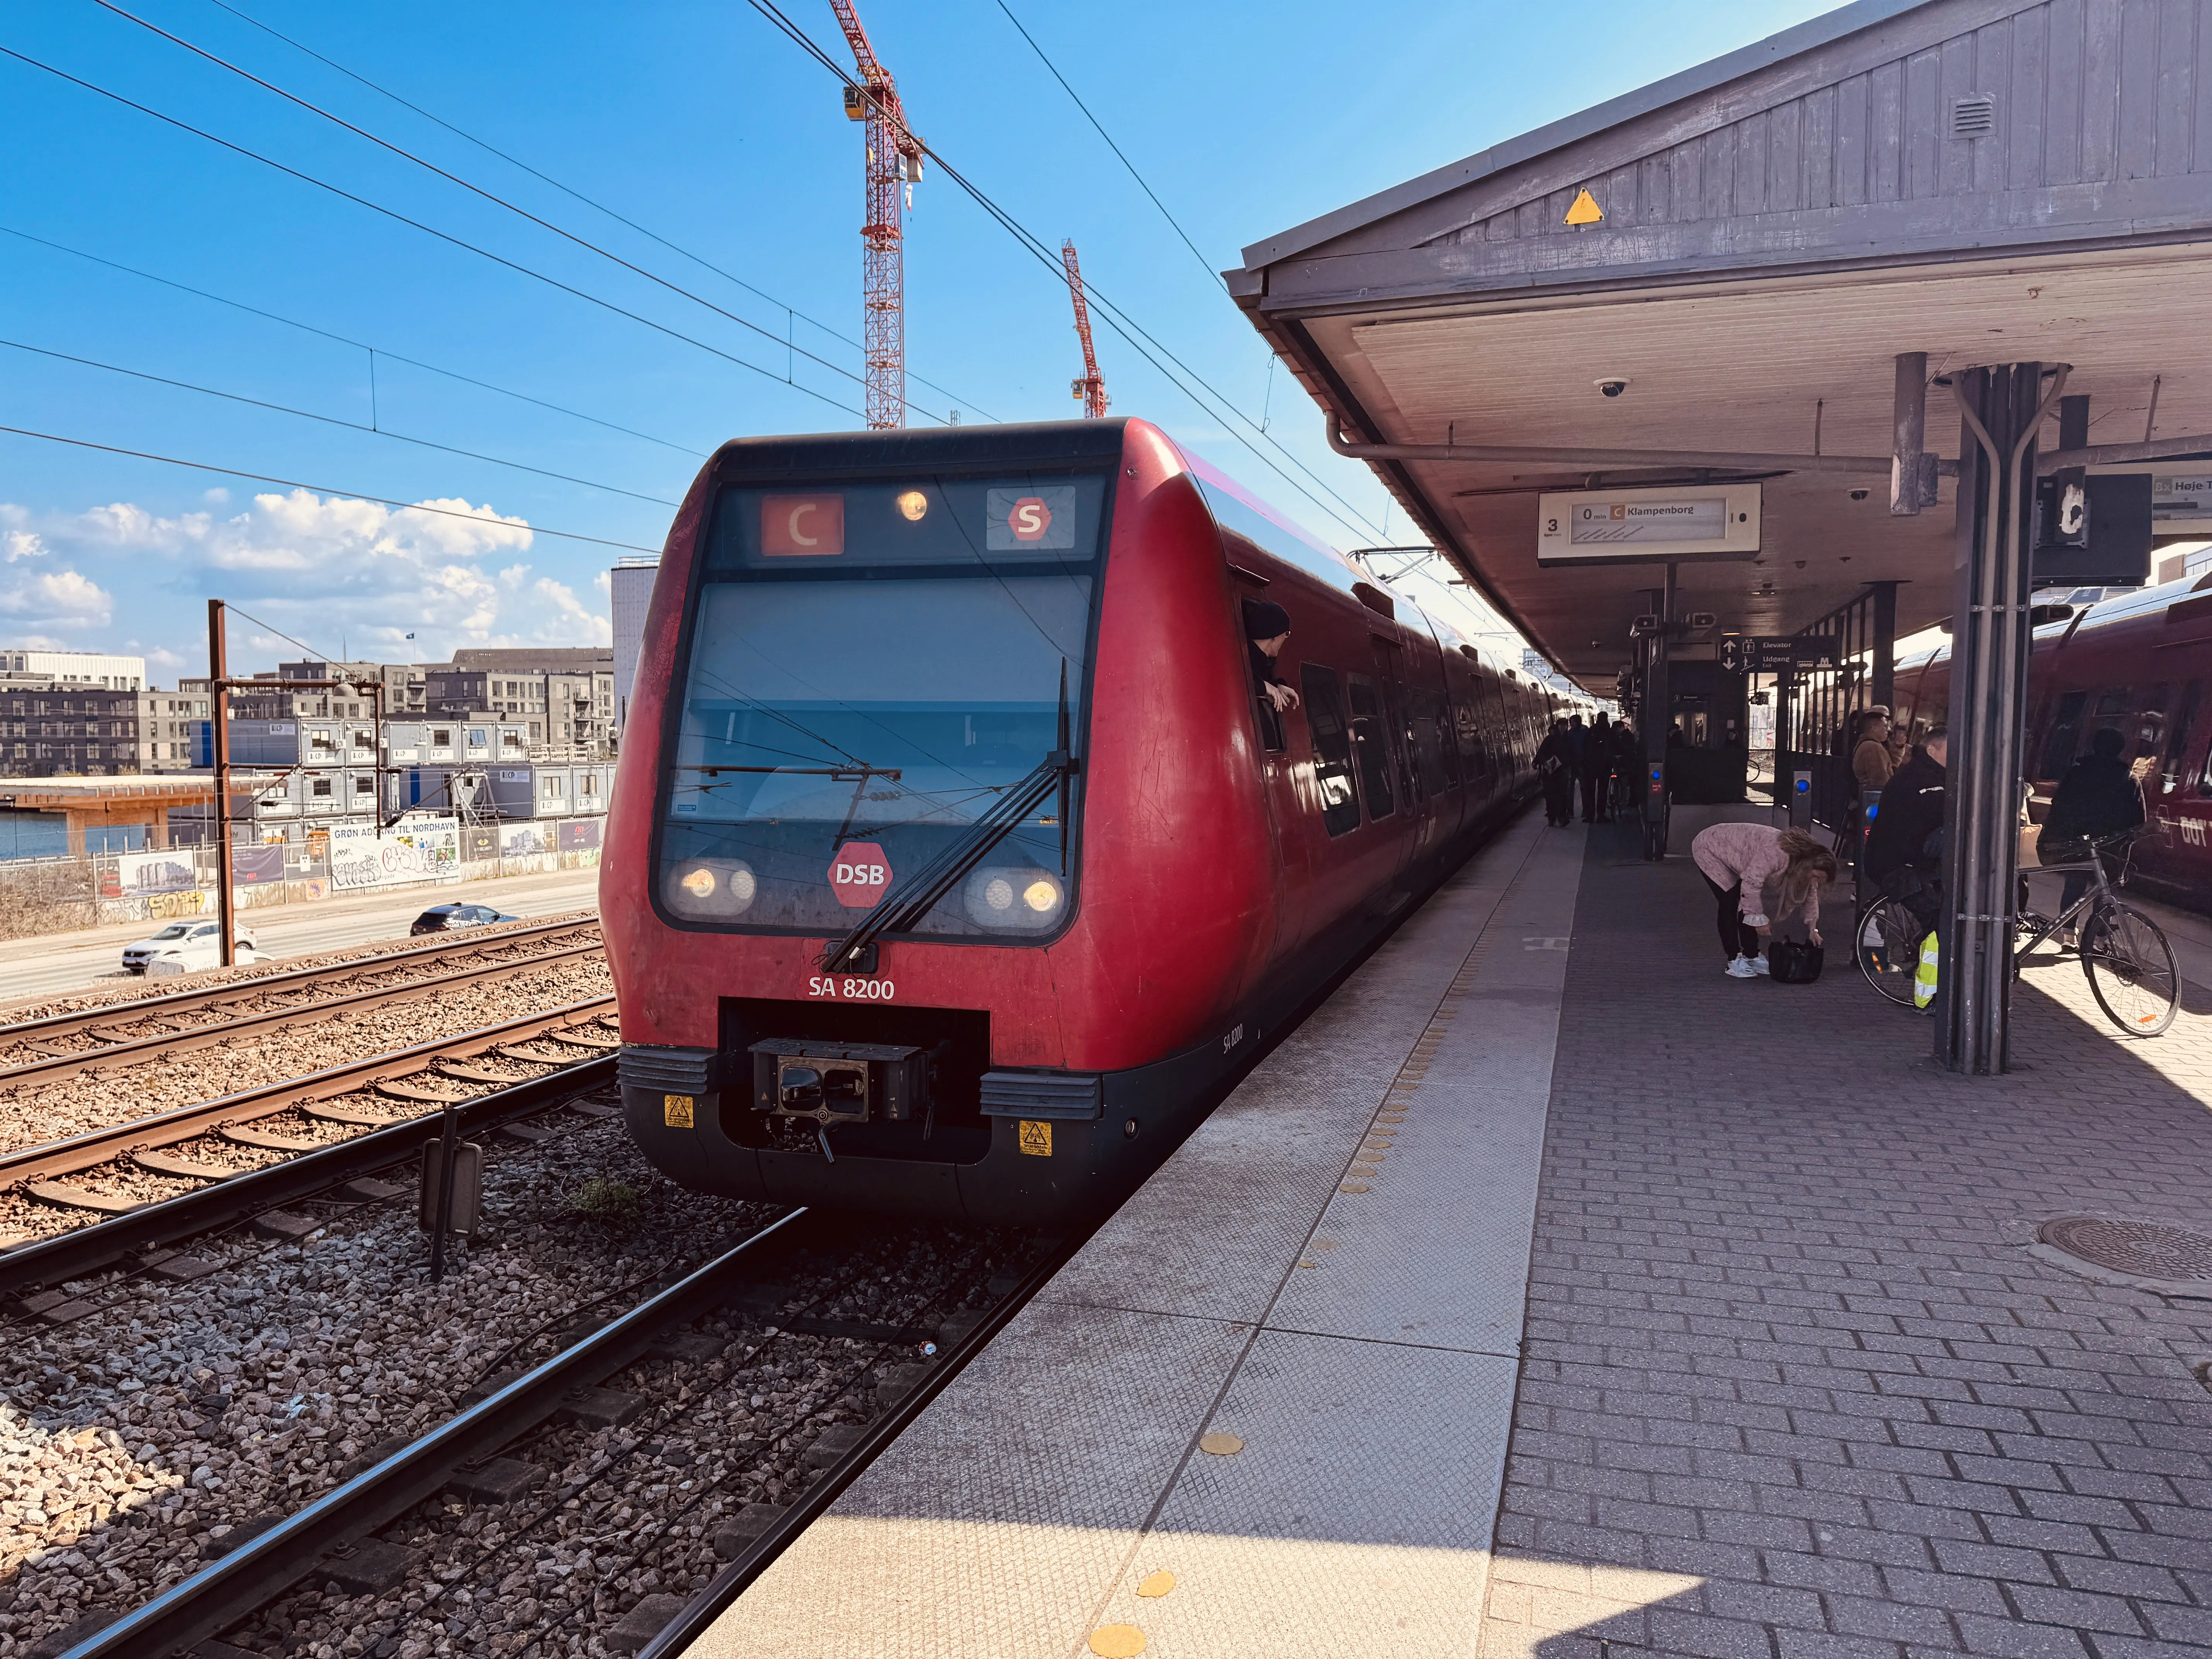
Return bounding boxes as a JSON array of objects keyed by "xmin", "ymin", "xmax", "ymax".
[
  {"xmin": 220, "ymin": 1125, "xmax": 323, "ymax": 1152},
  {"xmin": 24, "ymin": 1180, "xmax": 146, "ymax": 1215},
  {"xmin": 132, "ymin": 1149, "xmax": 235, "ymax": 1180},
  {"xmin": 301, "ymin": 1099, "xmax": 400, "ymax": 1126}
]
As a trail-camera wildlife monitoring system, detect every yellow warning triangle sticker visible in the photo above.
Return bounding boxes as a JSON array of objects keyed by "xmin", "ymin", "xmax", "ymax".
[{"xmin": 1564, "ymin": 188, "xmax": 1603, "ymax": 226}]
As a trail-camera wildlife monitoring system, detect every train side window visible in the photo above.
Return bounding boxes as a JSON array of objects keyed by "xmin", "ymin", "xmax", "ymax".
[
  {"xmin": 1252, "ymin": 682, "xmax": 1286, "ymax": 754},
  {"xmin": 2036, "ymin": 690, "xmax": 2087, "ymax": 781},
  {"xmin": 2163, "ymin": 681, "xmax": 2202, "ymax": 796},
  {"xmin": 1298, "ymin": 666, "xmax": 1362, "ymax": 836},
  {"xmin": 1344, "ymin": 675, "xmax": 1397, "ymax": 819}
]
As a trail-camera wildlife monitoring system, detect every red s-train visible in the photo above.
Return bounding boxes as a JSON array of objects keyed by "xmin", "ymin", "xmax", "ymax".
[
  {"xmin": 602, "ymin": 418, "xmax": 1582, "ymax": 1224},
  {"xmin": 1892, "ymin": 571, "xmax": 2212, "ymax": 914}
]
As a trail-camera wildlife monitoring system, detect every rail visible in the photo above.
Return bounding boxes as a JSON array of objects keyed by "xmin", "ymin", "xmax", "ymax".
[{"xmin": 0, "ymin": 922, "xmax": 602, "ymax": 1087}]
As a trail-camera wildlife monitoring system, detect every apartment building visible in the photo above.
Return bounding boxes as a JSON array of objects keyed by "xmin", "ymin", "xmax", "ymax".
[
  {"xmin": 142, "ymin": 690, "xmax": 214, "ymax": 771},
  {"xmin": 0, "ymin": 650, "xmax": 147, "ymax": 689},
  {"xmin": 0, "ymin": 682, "xmax": 151, "ymax": 777},
  {"xmin": 426, "ymin": 649, "xmax": 616, "ymax": 751}
]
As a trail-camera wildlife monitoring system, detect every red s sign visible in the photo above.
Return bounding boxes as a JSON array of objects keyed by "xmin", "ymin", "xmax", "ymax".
[
  {"xmin": 762, "ymin": 495, "xmax": 845, "ymax": 556},
  {"xmin": 1007, "ymin": 496, "xmax": 1053, "ymax": 542}
]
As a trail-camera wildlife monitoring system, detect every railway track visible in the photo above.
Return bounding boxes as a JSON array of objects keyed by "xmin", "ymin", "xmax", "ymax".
[
  {"xmin": 0, "ymin": 998, "xmax": 620, "ymax": 1293},
  {"xmin": 0, "ymin": 912, "xmax": 603, "ymax": 1089},
  {"xmin": 49, "ymin": 1210, "xmax": 1067, "ymax": 1659}
]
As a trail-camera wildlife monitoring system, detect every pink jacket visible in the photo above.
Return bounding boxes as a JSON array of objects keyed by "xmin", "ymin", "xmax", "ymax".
[{"xmin": 1691, "ymin": 821, "xmax": 1821, "ymax": 929}]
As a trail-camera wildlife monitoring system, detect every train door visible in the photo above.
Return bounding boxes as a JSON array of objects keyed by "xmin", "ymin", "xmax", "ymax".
[
  {"xmin": 1343, "ymin": 672, "xmax": 1398, "ymax": 832},
  {"xmin": 2142, "ymin": 679, "xmax": 2210, "ymax": 890}
]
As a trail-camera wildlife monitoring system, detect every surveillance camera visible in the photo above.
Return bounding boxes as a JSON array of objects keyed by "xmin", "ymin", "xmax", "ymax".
[
  {"xmin": 1595, "ymin": 378, "xmax": 1629, "ymax": 398},
  {"xmin": 1849, "ymin": 488, "xmax": 1870, "ymax": 501}
]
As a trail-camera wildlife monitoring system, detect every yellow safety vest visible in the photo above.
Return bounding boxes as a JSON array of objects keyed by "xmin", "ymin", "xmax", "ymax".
[{"xmin": 1913, "ymin": 931, "xmax": 1940, "ymax": 1010}]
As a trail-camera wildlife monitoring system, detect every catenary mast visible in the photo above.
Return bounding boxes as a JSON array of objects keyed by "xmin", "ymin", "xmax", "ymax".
[{"xmin": 828, "ymin": 0, "xmax": 921, "ymax": 429}]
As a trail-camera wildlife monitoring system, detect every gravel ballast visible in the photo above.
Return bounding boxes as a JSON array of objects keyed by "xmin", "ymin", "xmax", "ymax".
[
  {"xmin": 0, "ymin": 1101, "xmax": 1033, "ymax": 1658},
  {"xmin": 0, "ymin": 955, "xmax": 611, "ymax": 1159}
]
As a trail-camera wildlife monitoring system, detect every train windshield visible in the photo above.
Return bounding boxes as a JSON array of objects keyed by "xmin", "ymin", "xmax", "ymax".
[{"xmin": 657, "ymin": 471, "xmax": 1106, "ymax": 941}]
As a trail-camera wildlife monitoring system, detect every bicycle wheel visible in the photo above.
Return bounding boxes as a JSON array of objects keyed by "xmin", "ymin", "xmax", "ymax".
[
  {"xmin": 1856, "ymin": 896, "xmax": 1923, "ymax": 1008},
  {"xmin": 2081, "ymin": 903, "xmax": 2179, "ymax": 1037}
]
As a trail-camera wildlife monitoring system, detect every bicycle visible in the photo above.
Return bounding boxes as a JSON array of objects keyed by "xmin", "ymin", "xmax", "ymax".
[
  {"xmin": 2016, "ymin": 826, "xmax": 2179, "ymax": 1037},
  {"xmin": 1855, "ymin": 881, "xmax": 1934, "ymax": 1008},
  {"xmin": 1856, "ymin": 828, "xmax": 2178, "ymax": 1036}
]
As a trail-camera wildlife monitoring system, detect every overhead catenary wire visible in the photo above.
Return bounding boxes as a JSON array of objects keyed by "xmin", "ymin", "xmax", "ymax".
[
  {"xmin": 0, "ymin": 424, "xmax": 663, "ymax": 554},
  {"xmin": 0, "ymin": 45, "xmax": 870, "ymax": 426},
  {"xmin": 85, "ymin": 0, "xmax": 969, "ymax": 427},
  {"xmin": 736, "ymin": 0, "xmax": 1387, "ymax": 543},
  {"xmin": 224, "ymin": 603, "xmax": 343, "ymax": 668},
  {"xmin": 991, "ymin": 0, "xmax": 1225, "ymax": 296},
  {"xmin": 0, "ymin": 337, "xmax": 682, "ymax": 507},
  {"xmin": 0, "ymin": 225, "xmax": 708, "ymax": 459},
  {"xmin": 197, "ymin": 0, "xmax": 993, "ymax": 421}
]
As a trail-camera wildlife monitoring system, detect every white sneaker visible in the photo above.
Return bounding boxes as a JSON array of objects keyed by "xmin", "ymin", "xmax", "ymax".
[
  {"xmin": 1749, "ymin": 955, "xmax": 1771, "ymax": 975},
  {"xmin": 1725, "ymin": 957, "xmax": 1759, "ymax": 978}
]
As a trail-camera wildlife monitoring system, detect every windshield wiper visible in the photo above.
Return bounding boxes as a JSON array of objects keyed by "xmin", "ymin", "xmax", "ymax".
[{"xmin": 823, "ymin": 664, "xmax": 1077, "ymax": 974}]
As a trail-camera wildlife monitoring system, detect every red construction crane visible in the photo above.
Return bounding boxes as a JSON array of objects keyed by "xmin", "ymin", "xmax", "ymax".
[
  {"xmin": 1061, "ymin": 239, "xmax": 1108, "ymax": 419},
  {"xmin": 829, "ymin": 0, "xmax": 922, "ymax": 429}
]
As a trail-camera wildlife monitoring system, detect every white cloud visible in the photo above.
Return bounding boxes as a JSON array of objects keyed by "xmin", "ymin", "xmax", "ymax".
[
  {"xmin": 0, "ymin": 568, "xmax": 112, "ymax": 627},
  {"xmin": 0, "ymin": 489, "xmax": 605, "ymax": 670}
]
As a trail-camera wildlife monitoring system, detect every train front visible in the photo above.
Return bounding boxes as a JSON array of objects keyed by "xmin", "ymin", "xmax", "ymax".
[{"xmin": 602, "ymin": 419, "xmax": 1272, "ymax": 1225}]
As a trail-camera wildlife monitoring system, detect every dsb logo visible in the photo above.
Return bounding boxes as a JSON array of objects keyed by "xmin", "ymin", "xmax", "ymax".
[{"xmin": 829, "ymin": 842, "xmax": 891, "ymax": 908}]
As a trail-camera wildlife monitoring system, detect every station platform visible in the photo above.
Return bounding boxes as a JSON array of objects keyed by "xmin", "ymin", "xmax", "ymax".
[{"xmin": 695, "ymin": 806, "xmax": 2212, "ymax": 1659}]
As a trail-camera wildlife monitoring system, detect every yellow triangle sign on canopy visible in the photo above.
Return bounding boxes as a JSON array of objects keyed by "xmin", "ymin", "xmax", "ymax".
[{"xmin": 1564, "ymin": 188, "xmax": 1603, "ymax": 226}]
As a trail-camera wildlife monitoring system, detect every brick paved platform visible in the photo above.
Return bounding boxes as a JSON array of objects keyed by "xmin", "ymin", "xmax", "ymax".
[{"xmin": 1485, "ymin": 820, "xmax": 2212, "ymax": 1659}]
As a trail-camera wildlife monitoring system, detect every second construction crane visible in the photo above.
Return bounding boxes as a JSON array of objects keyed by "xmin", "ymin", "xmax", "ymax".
[
  {"xmin": 1061, "ymin": 240, "xmax": 1108, "ymax": 418},
  {"xmin": 830, "ymin": 0, "xmax": 922, "ymax": 429}
]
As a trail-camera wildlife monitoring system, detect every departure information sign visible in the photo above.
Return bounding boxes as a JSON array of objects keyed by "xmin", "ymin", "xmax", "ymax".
[{"xmin": 1537, "ymin": 484, "xmax": 1762, "ymax": 565}]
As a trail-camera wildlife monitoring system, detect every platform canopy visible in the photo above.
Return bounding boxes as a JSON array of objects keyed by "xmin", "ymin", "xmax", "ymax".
[{"xmin": 1231, "ymin": 0, "xmax": 2212, "ymax": 688}]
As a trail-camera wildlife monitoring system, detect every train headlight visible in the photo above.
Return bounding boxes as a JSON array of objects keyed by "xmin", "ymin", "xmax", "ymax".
[
  {"xmin": 663, "ymin": 857, "xmax": 758, "ymax": 919},
  {"xmin": 965, "ymin": 866, "xmax": 1065, "ymax": 932}
]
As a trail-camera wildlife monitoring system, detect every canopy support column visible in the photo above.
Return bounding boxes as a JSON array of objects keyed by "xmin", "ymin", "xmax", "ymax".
[{"xmin": 1941, "ymin": 362, "xmax": 2066, "ymax": 1074}]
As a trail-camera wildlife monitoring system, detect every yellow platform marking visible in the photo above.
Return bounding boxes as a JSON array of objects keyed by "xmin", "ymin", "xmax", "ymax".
[
  {"xmin": 1565, "ymin": 187, "xmax": 1603, "ymax": 225},
  {"xmin": 1089, "ymin": 1626, "xmax": 1146, "ymax": 1657},
  {"xmin": 1137, "ymin": 1570, "xmax": 1176, "ymax": 1598},
  {"xmin": 1017, "ymin": 1119, "xmax": 1052, "ymax": 1157},
  {"xmin": 663, "ymin": 1094, "xmax": 694, "ymax": 1128}
]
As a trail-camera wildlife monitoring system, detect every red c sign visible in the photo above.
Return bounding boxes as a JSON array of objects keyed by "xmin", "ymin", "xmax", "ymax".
[
  {"xmin": 762, "ymin": 495, "xmax": 845, "ymax": 556},
  {"xmin": 829, "ymin": 842, "xmax": 891, "ymax": 907}
]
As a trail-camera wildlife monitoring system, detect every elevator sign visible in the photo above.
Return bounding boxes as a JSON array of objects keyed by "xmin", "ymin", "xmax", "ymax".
[{"xmin": 1537, "ymin": 484, "xmax": 1762, "ymax": 565}]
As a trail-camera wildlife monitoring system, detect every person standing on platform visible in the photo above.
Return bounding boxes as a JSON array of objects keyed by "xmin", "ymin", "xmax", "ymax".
[
  {"xmin": 1851, "ymin": 708, "xmax": 1896, "ymax": 792},
  {"xmin": 2039, "ymin": 726, "xmax": 2145, "ymax": 917},
  {"xmin": 1690, "ymin": 821, "xmax": 1838, "ymax": 978},
  {"xmin": 1535, "ymin": 720, "xmax": 1575, "ymax": 826},
  {"xmin": 1865, "ymin": 727, "xmax": 1948, "ymax": 939},
  {"xmin": 1580, "ymin": 711, "xmax": 1616, "ymax": 823}
]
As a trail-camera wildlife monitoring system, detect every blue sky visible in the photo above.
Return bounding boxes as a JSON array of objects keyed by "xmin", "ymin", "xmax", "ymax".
[{"xmin": 0, "ymin": 0, "xmax": 1832, "ymax": 682}]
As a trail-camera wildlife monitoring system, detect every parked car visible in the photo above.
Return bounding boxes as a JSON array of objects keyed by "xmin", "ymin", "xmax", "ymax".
[
  {"xmin": 122, "ymin": 920, "xmax": 259, "ymax": 975},
  {"xmin": 410, "ymin": 903, "xmax": 522, "ymax": 936}
]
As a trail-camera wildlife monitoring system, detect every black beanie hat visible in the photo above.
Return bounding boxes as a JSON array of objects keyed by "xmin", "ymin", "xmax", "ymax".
[{"xmin": 1242, "ymin": 598, "xmax": 1291, "ymax": 640}]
